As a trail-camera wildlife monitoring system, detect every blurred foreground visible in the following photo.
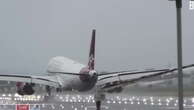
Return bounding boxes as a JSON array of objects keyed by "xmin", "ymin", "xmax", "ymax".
[{"xmin": 0, "ymin": 93, "xmax": 194, "ymax": 110}]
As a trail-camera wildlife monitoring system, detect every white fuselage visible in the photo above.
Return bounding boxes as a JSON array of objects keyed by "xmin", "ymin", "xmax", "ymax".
[{"xmin": 47, "ymin": 56, "xmax": 97, "ymax": 92}]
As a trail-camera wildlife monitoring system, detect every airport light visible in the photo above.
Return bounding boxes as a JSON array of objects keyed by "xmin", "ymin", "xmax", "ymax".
[{"xmin": 143, "ymin": 98, "xmax": 146, "ymax": 102}]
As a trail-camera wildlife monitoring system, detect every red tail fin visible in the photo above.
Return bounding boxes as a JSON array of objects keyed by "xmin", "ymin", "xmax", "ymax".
[{"xmin": 88, "ymin": 29, "xmax": 95, "ymax": 70}]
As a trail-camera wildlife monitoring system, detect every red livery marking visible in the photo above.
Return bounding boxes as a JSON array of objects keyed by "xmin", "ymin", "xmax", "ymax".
[{"xmin": 16, "ymin": 104, "xmax": 29, "ymax": 110}]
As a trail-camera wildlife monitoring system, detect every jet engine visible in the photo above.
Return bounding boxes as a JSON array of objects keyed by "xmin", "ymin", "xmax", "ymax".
[{"xmin": 16, "ymin": 83, "xmax": 35, "ymax": 95}]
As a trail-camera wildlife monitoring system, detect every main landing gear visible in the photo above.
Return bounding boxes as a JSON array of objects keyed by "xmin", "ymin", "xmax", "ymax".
[{"xmin": 46, "ymin": 85, "xmax": 51, "ymax": 96}]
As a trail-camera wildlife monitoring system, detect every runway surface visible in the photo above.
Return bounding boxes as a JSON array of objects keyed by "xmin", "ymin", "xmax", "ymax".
[{"xmin": 0, "ymin": 93, "xmax": 194, "ymax": 110}]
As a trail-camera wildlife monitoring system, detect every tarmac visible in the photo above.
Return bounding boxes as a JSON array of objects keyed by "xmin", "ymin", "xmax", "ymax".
[{"xmin": 0, "ymin": 93, "xmax": 194, "ymax": 110}]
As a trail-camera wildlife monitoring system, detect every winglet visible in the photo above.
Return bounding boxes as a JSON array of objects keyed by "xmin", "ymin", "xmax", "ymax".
[{"xmin": 88, "ymin": 29, "xmax": 96, "ymax": 70}]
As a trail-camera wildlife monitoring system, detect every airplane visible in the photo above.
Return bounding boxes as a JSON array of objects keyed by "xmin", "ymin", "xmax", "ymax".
[{"xmin": 0, "ymin": 29, "xmax": 194, "ymax": 110}]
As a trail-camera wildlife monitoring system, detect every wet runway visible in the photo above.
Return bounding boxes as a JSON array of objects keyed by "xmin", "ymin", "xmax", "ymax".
[{"xmin": 0, "ymin": 93, "xmax": 194, "ymax": 110}]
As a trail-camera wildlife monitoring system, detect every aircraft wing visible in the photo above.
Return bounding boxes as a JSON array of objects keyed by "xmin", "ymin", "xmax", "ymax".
[
  {"xmin": 0, "ymin": 56, "xmax": 86, "ymax": 88},
  {"xmin": 0, "ymin": 74, "xmax": 60, "ymax": 87},
  {"xmin": 97, "ymin": 64, "xmax": 194, "ymax": 92}
]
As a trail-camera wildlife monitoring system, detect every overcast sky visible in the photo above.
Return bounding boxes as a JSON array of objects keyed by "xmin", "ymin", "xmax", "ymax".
[{"xmin": 0, "ymin": 0, "xmax": 193, "ymax": 74}]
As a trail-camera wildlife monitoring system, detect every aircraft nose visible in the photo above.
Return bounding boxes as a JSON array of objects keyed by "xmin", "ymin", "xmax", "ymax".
[
  {"xmin": 93, "ymin": 72, "xmax": 97, "ymax": 76},
  {"xmin": 89, "ymin": 70, "xmax": 98, "ymax": 77}
]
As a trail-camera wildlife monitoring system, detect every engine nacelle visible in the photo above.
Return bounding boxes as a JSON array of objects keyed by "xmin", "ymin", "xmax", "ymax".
[{"xmin": 17, "ymin": 83, "xmax": 35, "ymax": 95}]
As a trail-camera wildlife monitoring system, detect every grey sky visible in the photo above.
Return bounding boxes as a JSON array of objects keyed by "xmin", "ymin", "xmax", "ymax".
[{"xmin": 0, "ymin": 0, "xmax": 193, "ymax": 74}]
